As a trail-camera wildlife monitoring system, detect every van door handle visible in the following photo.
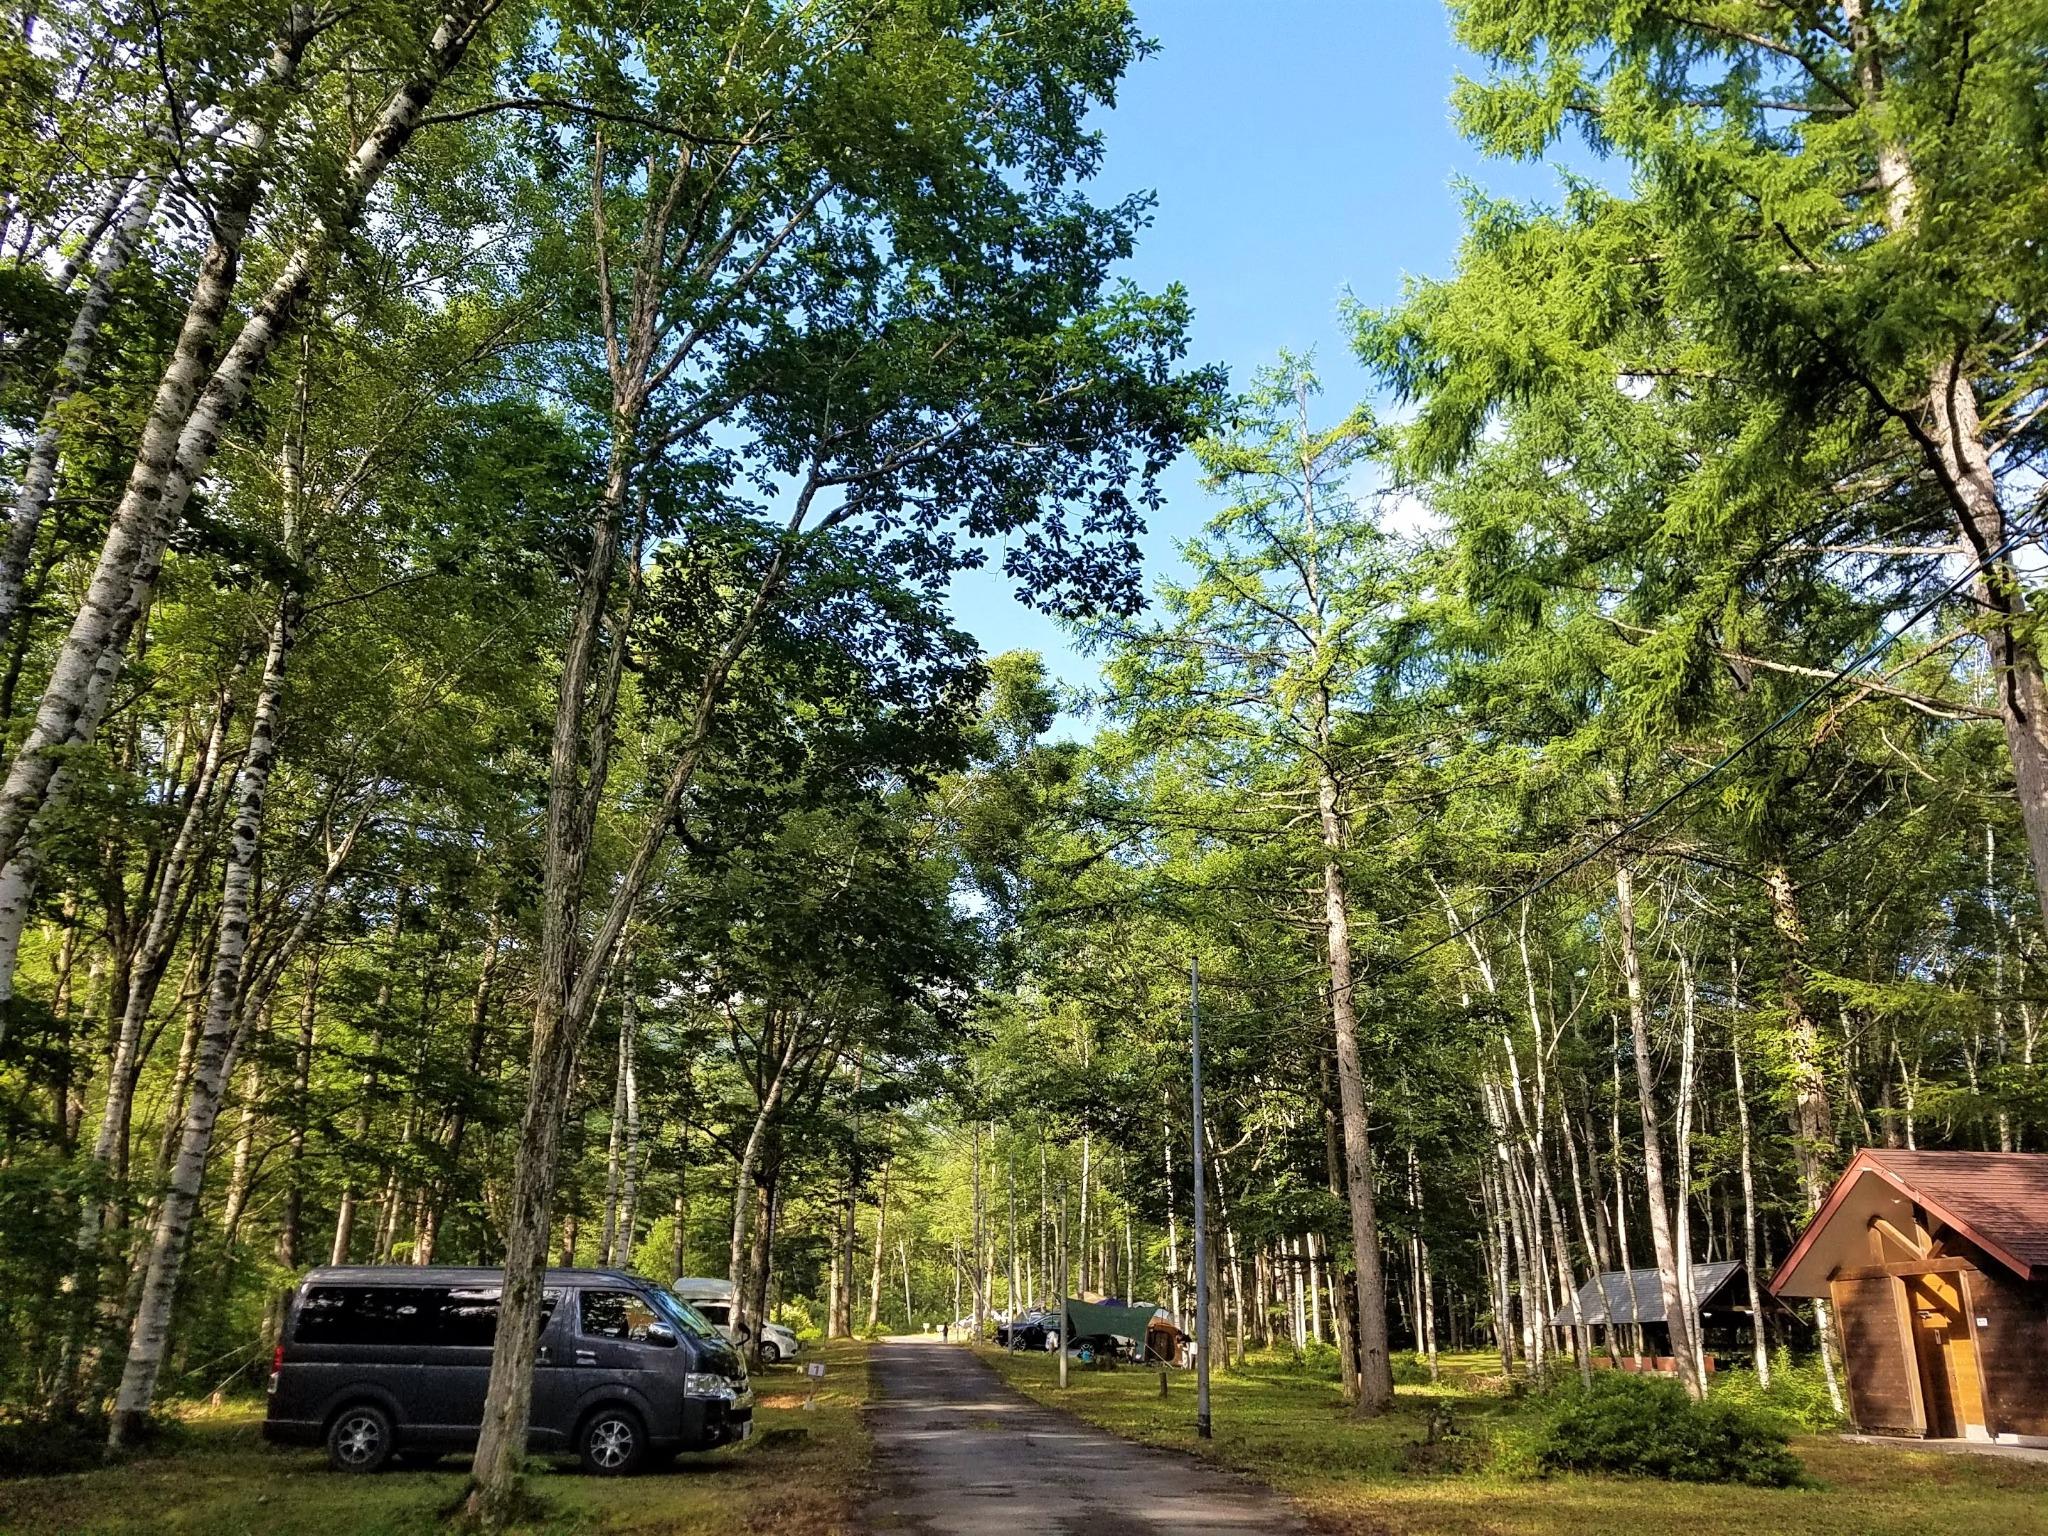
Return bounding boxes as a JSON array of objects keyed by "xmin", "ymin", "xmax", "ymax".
[{"xmin": 575, "ymin": 1350, "xmax": 598, "ymax": 1365}]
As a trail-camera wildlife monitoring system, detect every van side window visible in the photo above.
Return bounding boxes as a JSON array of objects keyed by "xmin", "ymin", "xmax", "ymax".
[
  {"xmin": 581, "ymin": 1289, "xmax": 661, "ymax": 1342},
  {"xmin": 296, "ymin": 1285, "xmax": 558, "ymax": 1346},
  {"xmin": 296, "ymin": 1286, "xmax": 439, "ymax": 1345},
  {"xmin": 441, "ymin": 1288, "xmax": 503, "ymax": 1347},
  {"xmin": 443, "ymin": 1287, "xmax": 560, "ymax": 1344}
]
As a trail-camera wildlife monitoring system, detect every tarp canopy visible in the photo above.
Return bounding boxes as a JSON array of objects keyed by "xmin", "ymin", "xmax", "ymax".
[{"xmin": 1059, "ymin": 1299, "xmax": 1172, "ymax": 1342}]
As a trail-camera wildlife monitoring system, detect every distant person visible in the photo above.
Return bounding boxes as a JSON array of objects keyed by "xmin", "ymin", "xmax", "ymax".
[{"xmin": 942, "ymin": 1320, "xmax": 950, "ymax": 1342}]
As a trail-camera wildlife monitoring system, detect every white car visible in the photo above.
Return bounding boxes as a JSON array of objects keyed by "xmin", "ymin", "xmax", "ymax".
[{"xmin": 672, "ymin": 1276, "xmax": 803, "ymax": 1365}]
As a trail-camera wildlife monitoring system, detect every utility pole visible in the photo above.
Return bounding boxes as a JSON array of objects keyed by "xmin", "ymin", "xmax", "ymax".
[
  {"xmin": 1191, "ymin": 956, "xmax": 1212, "ymax": 1439},
  {"xmin": 1058, "ymin": 1185, "xmax": 1070, "ymax": 1390}
]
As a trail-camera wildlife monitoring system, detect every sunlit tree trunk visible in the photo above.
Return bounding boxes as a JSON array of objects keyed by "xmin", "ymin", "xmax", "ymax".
[
  {"xmin": 110, "ymin": 586, "xmax": 298, "ymax": 1445},
  {"xmin": 866, "ymin": 1157, "xmax": 891, "ymax": 1332},
  {"xmin": 1614, "ymin": 864, "xmax": 1702, "ymax": 1397}
]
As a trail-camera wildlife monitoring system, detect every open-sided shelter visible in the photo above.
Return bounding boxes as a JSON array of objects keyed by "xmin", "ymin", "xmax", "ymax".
[
  {"xmin": 1771, "ymin": 1149, "xmax": 2048, "ymax": 1444},
  {"xmin": 1552, "ymin": 1260, "xmax": 1754, "ymax": 1372}
]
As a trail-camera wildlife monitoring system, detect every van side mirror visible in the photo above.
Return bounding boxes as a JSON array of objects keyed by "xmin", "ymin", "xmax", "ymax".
[{"xmin": 644, "ymin": 1322, "xmax": 678, "ymax": 1347}]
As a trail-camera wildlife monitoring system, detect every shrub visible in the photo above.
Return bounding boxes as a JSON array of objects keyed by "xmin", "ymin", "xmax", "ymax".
[
  {"xmin": 1524, "ymin": 1372, "xmax": 1805, "ymax": 1487},
  {"xmin": 1299, "ymin": 1339, "xmax": 1342, "ymax": 1379},
  {"xmin": 1709, "ymin": 1355, "xmax": 1845, "ymax": 1433},
  {"xmin": 1390, "ymin": 1350, "xmax": 1434, "ymax": 1385}
]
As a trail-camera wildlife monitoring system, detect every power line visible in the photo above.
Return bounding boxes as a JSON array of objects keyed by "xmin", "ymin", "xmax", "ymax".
[{"xmin": 1391, "ymin": 528, "xmax": 2031, "ymax": 973}]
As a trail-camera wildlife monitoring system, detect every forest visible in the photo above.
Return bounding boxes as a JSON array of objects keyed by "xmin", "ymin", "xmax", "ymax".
[{"xmin": 2, "ymin": 0, "xmax": 2047, "ymax": 1532}]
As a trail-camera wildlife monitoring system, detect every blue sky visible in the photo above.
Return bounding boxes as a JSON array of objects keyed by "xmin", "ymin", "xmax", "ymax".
[{"xmin": 946, "ymin": 1, "xmax": 1579, "ymax": 713}]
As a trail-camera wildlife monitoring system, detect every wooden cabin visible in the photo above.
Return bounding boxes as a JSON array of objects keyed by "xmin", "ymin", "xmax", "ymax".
[{"xmin": 1771, "ymin": 1149, "xmax": 2048, "ymax": 1445}]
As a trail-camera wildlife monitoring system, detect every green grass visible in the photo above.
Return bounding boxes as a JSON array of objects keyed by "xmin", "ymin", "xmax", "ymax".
[
  {"xmin": 0, "ymin": 1338, "xmax": 871, "ymax": 1536},
  {"xmin": 979, "ymin": 1346, "xmax": 2048, "ymax": 1536}
]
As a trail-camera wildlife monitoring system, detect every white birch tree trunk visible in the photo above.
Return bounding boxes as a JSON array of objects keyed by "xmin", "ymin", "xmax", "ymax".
[
  {"xmin": 109, "ymin": 587, "xmax": 296, "ymax": 1445},
  {"xmin": 616, "ymin": 993, "xmax": 641, "ymax": 1266},
  {"xmin": 1729, "ymin": 965, "xmax": 1772, "ymax": 1387},
  {"xmin": 866, "ymin": 1158, "xmax": 890, "ymax": 1332},
  {"xmin": 0, "ymin": 166, "xmax": 165, "ymax": 641},
  {"xmin": 1614, "ymin": 865, "xmax": 1703, "ymax": 1397}
]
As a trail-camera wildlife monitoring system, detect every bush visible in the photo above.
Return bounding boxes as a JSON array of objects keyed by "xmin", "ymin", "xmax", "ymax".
[
  {"xmin": 1523, "ymin": 1373, "xmax": 1805, "ymax": 1487},
  {"xmin": 1390, "ymin": 1350, "xmax": 1434, "ymax": 1385},
  {"xmin": 1709, "ymin": 1355, "xmax": 1845, "ymax": 1433},
  {"xmin": 1299, "ymin": 1339, "xmax": 1343, "ymax": 1379},
  {"xmin": 0, "ymin": 1414, "xmax": 121, "ymax": 1477}
]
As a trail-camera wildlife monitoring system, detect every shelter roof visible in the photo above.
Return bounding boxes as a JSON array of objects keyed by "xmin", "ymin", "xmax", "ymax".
[{"xmin": 1553, "ymin": 1261, "xmax": 1745, "ymax": 1327}]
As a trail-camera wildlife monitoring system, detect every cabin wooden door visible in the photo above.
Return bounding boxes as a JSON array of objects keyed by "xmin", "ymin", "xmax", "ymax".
[{"xmin": 1903, "ymin": 1272, "xmax": 1987, "ymax": 1440}]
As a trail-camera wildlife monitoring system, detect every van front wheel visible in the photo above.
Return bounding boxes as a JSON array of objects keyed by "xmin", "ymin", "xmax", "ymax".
[
  {"xmin": 327, "ymin": 1404, "xmax": 394, "ymax": 1473},
  {"xmin": 578, "ymin": 1407, "xmax": 646, "ymax": 1476}
]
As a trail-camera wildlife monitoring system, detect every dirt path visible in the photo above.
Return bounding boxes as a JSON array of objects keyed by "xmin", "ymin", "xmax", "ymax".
[{"xmin": 862, "ymin": 1338, "xmax": 1304, "ymax": 1536}]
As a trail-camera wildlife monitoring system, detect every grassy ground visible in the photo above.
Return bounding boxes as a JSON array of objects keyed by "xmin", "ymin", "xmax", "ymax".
[
  {"xmin": 0, "ymin": 1338, "xmax": 870, "ymax": 1536},
  {"xmin": 980, "ymin": 1345, "xmax": 2048, "ymax": 1536}
]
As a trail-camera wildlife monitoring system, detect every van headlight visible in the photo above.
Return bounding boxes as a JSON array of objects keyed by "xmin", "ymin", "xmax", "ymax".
[{"xmin": 685, "ymin": 1373, "xmax": 737, "ymax": 1400}]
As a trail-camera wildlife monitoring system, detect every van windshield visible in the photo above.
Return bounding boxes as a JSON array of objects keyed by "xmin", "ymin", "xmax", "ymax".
[{"xmin": 646, "ymin": 1287, "xmax": 719, "ymax": 1342}]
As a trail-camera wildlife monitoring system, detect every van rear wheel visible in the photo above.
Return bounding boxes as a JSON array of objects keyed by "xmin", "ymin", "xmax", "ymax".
[
  {"xmin": 327, "ymin": 1404, "xmax": 394, "ymax": 1473},
  {"xmin": 578, "ymin": 1406, "xmax": 646, "ymax": 1476}
]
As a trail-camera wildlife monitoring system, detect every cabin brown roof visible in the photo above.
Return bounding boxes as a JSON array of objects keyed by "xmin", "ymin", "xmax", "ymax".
[{"xmin": 1770, "ymin": 1149, "xmax": 2048, "ymax": 1295}]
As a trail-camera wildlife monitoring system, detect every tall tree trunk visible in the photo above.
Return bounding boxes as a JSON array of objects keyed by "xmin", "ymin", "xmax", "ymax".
[
  {"xmin": 1672, "ymin": 947, "xmax": 1706, "ymax": 1396},
  {"xmin": 1479, "ymin": 1165, "xmax": 1514, "ymax": 1373},
  {"xmin": 831, "ymin": 1053, "xmax": 863, "ymax": 1337},
  {"xmin": 76, "ymin": 685, "xmax": 234, "ymax": 1249},
  {"xmin": 423, "ymin": 931, "xmax": 500, "ymax": 1266},
  {"xmin": 1763, "ymin": 865, "xmax": 1833, "ymax": 1210},
  {"xmin": 1830, "ymin": 0, "xmax": 2048, "ymax": 936},
  {"xmin": 1763, "ymin": 862, "xmax": 1844, "ymax": 1405},
  {"xmin": 727, "ymin": 1029, "xmax": 800, "ymax": 1346},
  {"xmin": 971, "ymin": 1124, "xmax": 986, "ymax": 1332},
  {"xmin": 276, "ymin": 953, "xmax": 318, "ymax": 1272},
  {"xmin": 865, "ymin": 1158, "xmax": 891, "ymax": 1332},
  {"xmin": 0, "ymin": 166, "xmax": 164, "ymax": 648},
  {"xmin": 1611, "ymin": 1023, "xmax": 1646, "ymax": 1365},
  {"xmin": 1009, "ymin": 1153, "xmax": 1022, "ymax": 1318},
  {"xmin": 1316, "ymin": 763, "xmax": 1393, "ymax": 1412},
  {"xmin": 899, "ymin": 1237, "xmax": 913, "ymax": 1331},
  {"xmin": 1614, "ymin": 864, "xmax": 1703, "ymax": 1397},
  {"xmin": 1074, "ymin": 1128, "xmax": 1088, "ymax": 1297},
  {"xmin": 599, "ymin": 1001, "xmax": 630, "ymax": 1264},
  {"xmin": 615, "ymin": 996, "xmax": 641, "ymax": 1267},
  {"xmin": 1729, "ymin": 972, "xmax": 1772, "ymax": 1387},
  {"xmin": 746, "ymin": 1167, "xmax": 776, "ymax": 1358},
  {"xmin": 110, "ymin": 586, "xmax": 298, "ymax": 1445},
  {"xmin": 1164, "ymin": 1096, "xmax": 1182, "ymax": 1320},
  {"xmin": 217, "ymin": 1020, "xmax": 268, "ymax": 1244}
]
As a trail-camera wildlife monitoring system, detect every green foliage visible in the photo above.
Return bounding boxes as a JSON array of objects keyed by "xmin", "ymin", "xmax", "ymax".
[
  {"xmin": 1709, "ymin": 1359, "xmax": 1846, "ymax": 1436},
  {"xmin": 1517, "ymin": 1374, "xmax": 1805, "ymax": 1487},
  {"xmin": 1390, "ymin": 1350, "xmax": 1435, "ymax": 1386}
]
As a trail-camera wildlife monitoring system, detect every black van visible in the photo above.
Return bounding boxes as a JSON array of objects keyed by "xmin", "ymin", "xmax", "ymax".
[{"xmin": 264, "ymin": 1266, "xmax": 751, "ymax": 1474}]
